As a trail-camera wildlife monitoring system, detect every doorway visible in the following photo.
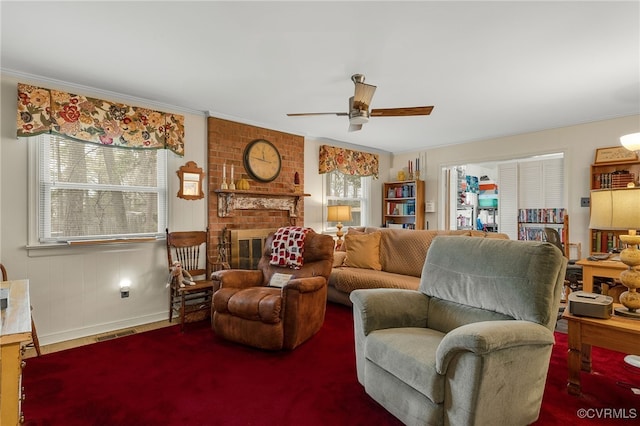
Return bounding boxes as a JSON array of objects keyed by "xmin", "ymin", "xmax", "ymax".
[{"xmin": 441, "ymin": 153, "xmax": 565, "ymax": 240}]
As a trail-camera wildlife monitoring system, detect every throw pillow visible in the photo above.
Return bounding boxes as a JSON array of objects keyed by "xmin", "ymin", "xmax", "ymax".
[
  {"xmin": 344, "ymin": 232, "xmax": 382, "ymax": 270},
  {"xmin": 337, "ymin": 227, "xmax": 365, "ymax": 251},
  {"xmin": 332, "ymin": 251, "xmax": 347, "ymax": 267}
]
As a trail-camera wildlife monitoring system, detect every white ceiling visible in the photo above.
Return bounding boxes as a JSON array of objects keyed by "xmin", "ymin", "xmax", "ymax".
[{"xmin": 2, "ymin": 1, "xmax": 639, "ymax": 154}]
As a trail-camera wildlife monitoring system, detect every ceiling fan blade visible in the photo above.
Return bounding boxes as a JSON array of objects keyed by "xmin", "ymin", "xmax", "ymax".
[
  {"xmin": 348, "ymin": 123, "xmax": 363, "ymax": 132},
  {"xmin": 353, "ymin": 82, "xmax": 376, "ymax": 110},
  {"xmin": 370, "ymin": 106, "xmax": 434, "ymax": 117},
  {"xmin": 287, "ymin": 112, "xmax": 348, "ymax": 117}
]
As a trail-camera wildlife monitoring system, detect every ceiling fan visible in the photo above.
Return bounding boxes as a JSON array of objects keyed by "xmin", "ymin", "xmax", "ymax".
[{"xmin": 287, "ymin": 74, "xmax": 434, "ymax": 132}]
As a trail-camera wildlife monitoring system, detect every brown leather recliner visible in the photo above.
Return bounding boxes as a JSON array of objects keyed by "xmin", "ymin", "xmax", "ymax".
[{"xmin": 212, "ymin": 229, "xmax": 335, "ymax": 350}]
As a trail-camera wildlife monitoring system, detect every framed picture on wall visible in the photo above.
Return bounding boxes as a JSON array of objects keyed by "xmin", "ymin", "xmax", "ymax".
[{"xmin": 594, "ymin": 146, "xmax": 638, "ymax": 164}]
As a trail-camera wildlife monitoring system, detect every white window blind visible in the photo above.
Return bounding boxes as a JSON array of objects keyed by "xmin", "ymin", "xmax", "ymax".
[
  {"xmin": 518, "ymin": 161, "xmax": 543, "ymax": 209},
  {"xmin": 543, "ymin": 158, "xmax": 564, "ymax": 207},
  {"xmin": 36, "ymin": 134, "xmax": 167, "ymax": 243},
  {"xmin": 518, "ymin": 158, "xmax": 564, "ymax": 209}
]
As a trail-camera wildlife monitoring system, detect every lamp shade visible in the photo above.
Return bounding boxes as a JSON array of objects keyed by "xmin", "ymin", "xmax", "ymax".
[
  {"xmin": 327, "ymin": 205, "xmax": 352, "ymax": 222},
  {"xmin": 589, "ymin": 188, "xmax": 640, "ymax": 230},
  {"xmin": 620, "ymin": 132, "xmax": 640, "ymax": 152}
]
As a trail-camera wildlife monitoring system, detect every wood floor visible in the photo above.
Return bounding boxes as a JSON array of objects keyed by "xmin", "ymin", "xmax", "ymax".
[{"xmin": 23, "ymin": 319, "xmax": 174, "ymax": 359}]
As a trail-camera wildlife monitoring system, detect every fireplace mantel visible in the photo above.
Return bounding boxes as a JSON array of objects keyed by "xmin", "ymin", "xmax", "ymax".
[{"xmin": 214, "ymin": 189, "xmax": 310, "ymax": 220}]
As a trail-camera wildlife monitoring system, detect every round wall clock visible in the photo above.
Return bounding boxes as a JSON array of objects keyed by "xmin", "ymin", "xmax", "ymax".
[{"xmin": 243, "ymin": 139, "xmax": 282, "ymax": 182}]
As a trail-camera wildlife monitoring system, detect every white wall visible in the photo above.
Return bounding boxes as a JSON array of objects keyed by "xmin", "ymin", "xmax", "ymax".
[
  {"xmin": 393, "ymin": 115, "xmax": 640, "ymax": 253},
  {"xmin": 1, "ymin": 73, "xmax": 208, "ymax": 344}
]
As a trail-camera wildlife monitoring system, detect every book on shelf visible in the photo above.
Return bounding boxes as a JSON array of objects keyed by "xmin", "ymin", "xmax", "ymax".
[
  {"xmin": 387, "ymin": 183, "xmax": 416, "ymax": 198},
  {"xmin": 518, "ymin": 226, "xmax": 546, "ymax": 241},
  {"xmin": 386, "ymin": 200, "xmax": 416, "ymax": 216},
  {"xmin": 517, "ymin": 208, "xmax": 566, "ymax": 224},
  {"xmin": 591, "ymin": 230, "xmax": 622, "ymax": 253},
  {"xmin": 387, "ymin": 223, "xmax": 415, "ymax": 230},
  {"xmin": 593, "ymin": 171, "xmax": 635, "ymax": 189}
]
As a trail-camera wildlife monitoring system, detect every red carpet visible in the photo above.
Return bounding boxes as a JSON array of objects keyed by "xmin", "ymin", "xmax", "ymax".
[{"xmin": 22, "ymin": 304, "xmax": 638, "ymax": 426}]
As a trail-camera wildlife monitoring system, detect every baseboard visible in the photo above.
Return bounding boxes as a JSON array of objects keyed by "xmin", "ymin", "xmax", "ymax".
[{"xmin": 36, "ymin": 312, "xmax": 170, "ymax": 346}]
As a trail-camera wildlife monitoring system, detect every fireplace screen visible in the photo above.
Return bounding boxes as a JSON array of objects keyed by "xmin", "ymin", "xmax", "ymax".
[{"xmin": 230, "ymin": 229, "xmax": 275, "ymax": 269}]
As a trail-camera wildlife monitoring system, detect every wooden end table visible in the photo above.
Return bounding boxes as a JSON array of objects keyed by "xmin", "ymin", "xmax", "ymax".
[
  {"xmin": 563, "ymin": 306, "xmax": 640, "ymax": 396},
  {"xmin": 575, "ymin": 258, "xmax": 626, "ymax": 293}
]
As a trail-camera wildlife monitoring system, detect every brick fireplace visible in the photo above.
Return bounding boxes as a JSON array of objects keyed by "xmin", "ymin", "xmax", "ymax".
[{"xmin": 207, "ymin": 117, "xmax": 306, "ymax": 264}]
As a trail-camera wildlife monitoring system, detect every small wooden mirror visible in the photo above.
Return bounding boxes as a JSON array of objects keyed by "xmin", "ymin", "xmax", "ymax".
[{"xmin": 177, "ymin": 161, "xmax": 205, "ymax": 200}]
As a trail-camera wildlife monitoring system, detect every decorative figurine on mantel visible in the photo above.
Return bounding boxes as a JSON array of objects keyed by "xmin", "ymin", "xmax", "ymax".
[
  {"xmin": 293, "ymin": 171, "xmax": 301, "ymax": 192},
  {"xmin": 236, "ymin": 175, "xmax": 250, "ymax": 190}
]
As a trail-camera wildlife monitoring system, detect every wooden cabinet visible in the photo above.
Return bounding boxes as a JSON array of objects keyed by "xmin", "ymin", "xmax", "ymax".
[
  {"xmin": 589, "ymin": 159, "xmax": 640, "ymax": 254},
  {"xmin": 383, "ymin": 180, "xmax": 425, "ymax": 230},
  {"xmin": 1, "ymin": 280, "xmax": 32, "ymax": 425}
]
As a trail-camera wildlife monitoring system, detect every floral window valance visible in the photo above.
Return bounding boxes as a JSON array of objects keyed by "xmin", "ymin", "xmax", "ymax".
[
  {"xmin": 318, "ymin": 144, "xmax": 379, "ymax": 178},
  {"xmin": 16, "ymin": 83, "xmax": 185, "ymax": 156}
]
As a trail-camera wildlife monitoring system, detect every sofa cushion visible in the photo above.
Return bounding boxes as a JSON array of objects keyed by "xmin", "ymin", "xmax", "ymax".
[
  {"xmin": 344, "ymin": 232, "xmax": 382, "ymax": 270},
  {"xmin": 329, "ymin": 267, "xmax": 420, "ymax": 294},
  {"xmin": 379, "ymin": 229, "xmax": 447, "ymax": 277},
  {"xmin": 332, "ymin": 251, "xmax": 347, "ymax": 267},
  {"xmin": 366, "ymin": 327, "xmax": 446, "ymax": 403},
  {"xmin": 215, "ymin": 287, "xmax": 282, "ymax": 324}
]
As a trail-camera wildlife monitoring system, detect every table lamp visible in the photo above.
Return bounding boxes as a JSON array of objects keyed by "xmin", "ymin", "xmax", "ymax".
[
  {"xmin": 327, "ymin": 205, "xmax": 352, "ymax": 247},
  {"xmin": 620, "ymin": 132, "xmax": 640, "ymax": 154},
  {"xmin": 589, "ymin": 187, "xmax": 640, "ymax": 319}
]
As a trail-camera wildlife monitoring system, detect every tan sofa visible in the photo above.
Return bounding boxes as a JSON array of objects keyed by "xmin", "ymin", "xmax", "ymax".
[{"xmin": 328, "ymin": 227, "xmax": 509, "ymax": 305}]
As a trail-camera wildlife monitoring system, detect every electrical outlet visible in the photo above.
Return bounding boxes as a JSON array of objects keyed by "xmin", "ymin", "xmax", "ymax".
[{"xmin": 580, "ymin": 197, "xmax": 590, "ymax": 207}]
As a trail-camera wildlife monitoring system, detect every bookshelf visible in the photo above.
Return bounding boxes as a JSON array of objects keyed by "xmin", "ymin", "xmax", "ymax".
[
  {"xmin": 589, "ymin": 157, "xmax": 640, "ymax": 254},
  {"xmin": 383, "ymin": 180, "xmax": 425, "ymax": 229},
  {"xmin": 518, "ymin": 208, "xmax": 567, "ymax": 246},
  {"xmin": 590, "ymin": 159, "xmax": 640, "ymax": 190}
]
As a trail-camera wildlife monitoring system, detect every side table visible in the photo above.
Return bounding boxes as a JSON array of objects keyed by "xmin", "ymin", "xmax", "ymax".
[
  {"xmin": 575, "ymin": 258, "xmax": 626, "ymax": 293},
  {"xmin": 563, "ymin": 306, "xmax": 640, "ymax": 396},
  {"xmin": 1, "ymin": 279, "xmax": 32, "ymax": 425}
]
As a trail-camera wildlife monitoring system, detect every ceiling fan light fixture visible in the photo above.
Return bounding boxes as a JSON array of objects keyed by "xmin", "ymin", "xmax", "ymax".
[
  {"xmin": 286, "ymin": 73, "xmax": 434, "ymax": 129},
  {"xmin": 349, "ymin": 109, "xmax": 370, "ymax": 124},
  {"xmin": 353, "ymin": 83, "xmax": 376, "ymax": 110}
]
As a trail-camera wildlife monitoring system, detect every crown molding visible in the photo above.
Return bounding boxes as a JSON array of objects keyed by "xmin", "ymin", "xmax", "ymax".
[{"xmin": 1, "ymin": 68, "xmax": 205, "ymax": 116}]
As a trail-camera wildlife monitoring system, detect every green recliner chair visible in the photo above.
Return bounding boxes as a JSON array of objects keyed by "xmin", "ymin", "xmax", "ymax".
[{"xmin": 350, "ymin": 236, "xmax": 567, "ymax": 426}]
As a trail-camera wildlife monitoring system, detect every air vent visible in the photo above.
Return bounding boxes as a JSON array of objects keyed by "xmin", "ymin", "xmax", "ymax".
[{"xmin": 95, "ymin": 329, "xmax": 136, "ymax": 342}]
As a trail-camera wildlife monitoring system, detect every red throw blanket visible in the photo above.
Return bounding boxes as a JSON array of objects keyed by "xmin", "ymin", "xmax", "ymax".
[{"xmin": 269, "ymin": 227, "xmax": 310, "ymax": 269}]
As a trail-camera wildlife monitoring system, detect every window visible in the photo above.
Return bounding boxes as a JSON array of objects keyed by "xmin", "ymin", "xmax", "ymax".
[
  {"xmin": 324, "ymin": 170, "xmax": 370, "ymax": 231},
  {"xmin": 30, "ymin": 134, "xmax": 167, "ymax": 244}
]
